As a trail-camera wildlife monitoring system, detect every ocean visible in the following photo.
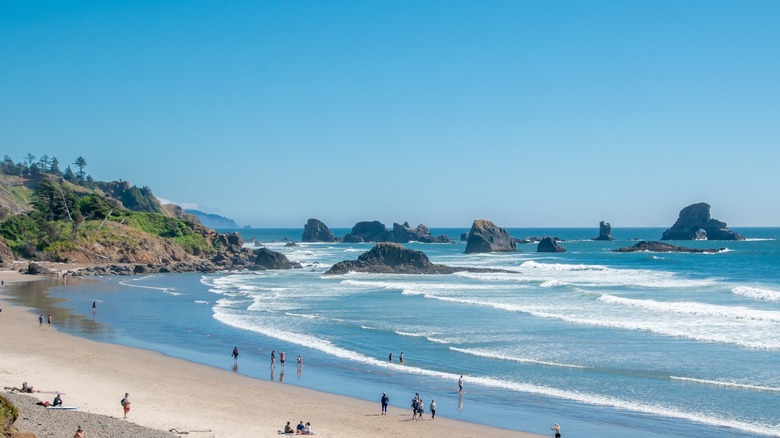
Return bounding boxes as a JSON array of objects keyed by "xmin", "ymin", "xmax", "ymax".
[{"xmin": 22, "ymin": 227, "xmax": 780, "ymax": 437}]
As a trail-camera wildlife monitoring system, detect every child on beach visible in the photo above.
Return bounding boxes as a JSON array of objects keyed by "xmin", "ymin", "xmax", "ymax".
[{"xmin": 73, "ymin": 425, "xmax": 83, "ymax": 438}]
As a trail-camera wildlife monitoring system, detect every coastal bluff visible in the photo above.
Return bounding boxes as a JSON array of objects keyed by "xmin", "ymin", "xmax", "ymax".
[
  {"xmin": 661, "ymin": 203, "xmax": 744, "ymax": 240},
  {"xmin": 464, "ymin": 220, "xmax": 516, "ymax": 253},
  {"xmin": 324, "ymin": 242, "xmax": 517, "ymax": 275}
]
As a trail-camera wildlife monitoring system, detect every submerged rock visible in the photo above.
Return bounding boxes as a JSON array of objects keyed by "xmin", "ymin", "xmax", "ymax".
[
  {"xmin": 661, "ymin": 203, "xmax": 744, "ymax": 240},
  {"xmin": 464, "ymin": 220, "xmax": 516, "ymax": 253},
  {"xmin": 325, "ymin": 242, "xmax": 517, "ymax": 275},
  {"xmin": 613, "ymin": 241, "xmax": 724, "ymax": 253}
]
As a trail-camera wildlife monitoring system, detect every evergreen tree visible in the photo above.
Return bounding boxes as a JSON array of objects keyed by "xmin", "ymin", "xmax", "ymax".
[
  {"xmin": 63, "ymin": 166, "xmax": 76, "ymax": 182},
  {"xmin": 38, "ymin": 155, "xmax": 50, "ymax": 170},
  {"xmin": 73, "ymin": 156, "xmax": 87, "ymax": 182},
  {"xmin": 24, "ymin": 153, "xmax": 36, "ymax": 168},
  {"xmin": 50, "ymin": 157, "xmax": 61, "ymax": 175}
]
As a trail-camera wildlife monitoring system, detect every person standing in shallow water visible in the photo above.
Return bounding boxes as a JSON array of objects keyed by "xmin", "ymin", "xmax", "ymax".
[
  {"xmin": 271, "ymin": 350, "xmax": 276, "ymax": 368},
  {"xmin": 232, "ymin": 346, "xmax": 239, "ymax": 361},
  {"xmin": 399, "ymin": 352, "xmax": 404, "ymax": 364},
  {"xmin": 552, "ymin": 423, "xmax": 561, "ymax": 438},
  {"xmin": 458, "ymin": 375, "xmax": 464, "ymax": 392}
]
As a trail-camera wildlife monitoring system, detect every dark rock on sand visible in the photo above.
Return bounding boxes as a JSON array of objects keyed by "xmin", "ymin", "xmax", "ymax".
[
  {"xmin": 301, "ymin": 218, "xmax": 340, "ymax": 242},
  {"xmin": 24, "ymin": 262, "xmax": 52, "ymax": 275},
  {"xmin": 537, "ymin": 237, "xmax": 567, "ymax": 253},
  {"xmin": 254, "ymin": 248, "xmax": 302, "ymax": 270},
  {"xmin": 464, "ymin": 220, "xmax": 516, "ymax": 254},
  {"xmin": 325, "ymin": 242, "xmax": 518, "ymax": 275},
  {"xmin": 661, "ymin": 203, "xmax": 744, "ymax": 240},
  {"xmin": 592, "ymin": 221, "xmax": 615, "ymax": 241},
  {"xmin": 613, "ymin": 241, "xmax": 725, "ymax": 253}
]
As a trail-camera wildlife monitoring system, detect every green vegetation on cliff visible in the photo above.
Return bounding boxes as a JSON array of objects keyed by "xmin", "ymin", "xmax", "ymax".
[{"xmin": 0, "ymin": 154, "xmax": 217, "ymax": 262}]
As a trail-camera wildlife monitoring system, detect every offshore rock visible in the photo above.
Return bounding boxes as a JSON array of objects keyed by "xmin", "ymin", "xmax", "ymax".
[
  {"xmin": 464, "ymin": 220, "xmax": 516, "ymax": 253},
  {"xmin": 537, "ymin": 237, "xmax": 567, "ymax": 253},
  {"xmin": 343, "ymin": 221, "xmax": 392, "ymax": 243},
  {"xmin": 661, "ymin": 203, "xmax": 744, "ymax": 240},
  {"xmin": 254, "ymin": 248, "xmax": 302, "ymax": 270},
  {"xmin": 301, "ymin": 218, "xmax": 340, "ymax": 242},
  {"xmin": 592, "ymin": 221, "xmax": 615, "ymax": 241},
  {"xmin": 325, "ymin": 242, "xmax": 517, "ymax": 275},
  {"xmin": 613, "ymin": 241, "xmax": 725, "ymax": 253},
  {"xmin": 460, "ymin": 233, "xmax": 469, "ymax": 241},
  {"xmin": 392, "ymin": 222, "xmax": 451, "ymax": 243}
]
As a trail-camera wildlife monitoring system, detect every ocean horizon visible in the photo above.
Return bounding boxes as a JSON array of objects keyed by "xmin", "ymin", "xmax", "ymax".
[{"xmin": 9, "ymin": 227, "xmax": 779, "ymax": 437}]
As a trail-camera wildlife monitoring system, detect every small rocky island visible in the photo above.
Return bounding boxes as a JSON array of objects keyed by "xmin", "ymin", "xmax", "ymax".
[
  {"xmin": 301, "ymin": 218, "xmax": 341, "ymax": 242},
  {"xmin": 613, "ymin": 241, "xmax": 725, "ymax": 253},
  {"xmin": 592, "ymin": 221, "xmax": 615, "ymax": 241},
  {"xmin": 537, "ymin": 237, "xmax": 566, "ymax": 252},
  {"xmin": 464, "ymin": 220, "xmax": 516, "ymax": 253},
  {"xmin": 661, "ymin": 203, "xmax": 744, "ymax": 240},
  {"xmin": 325, "ymin": 242, "xmax": 517, "ymax": 275},
  {"xmin": 341, "ymin": 220, "xmax": 451, "ymax": 244}
]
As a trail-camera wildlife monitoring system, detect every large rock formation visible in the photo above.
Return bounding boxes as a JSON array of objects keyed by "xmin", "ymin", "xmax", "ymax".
[
  {"xmin": 613, "ymin": 241, "xmax": 725, "ymax": 253},
  {"xmin": 464, "ymin": 220, "xmax": 516, "ymax": 254},
  {"xmin": 342, "ymin": 220, "xmax": 451, "ymax": 244},
  {"xmin": 537, "ymin": 237, "xmax": 566, "ymax": 253},
  {"xmin": 592, "ymin": 221, "xmax": 615, "ymax": 241},
  {"xmin": 661, "ymin": 203, "xmax": 744, "ymax": 241},
  {"xmin": 301, "ymin": 218, "xmax": 340, "ymax": 242},
  {"xmin": 325, "ymin": 243, "xmax": 516, "ymax": 275},
  {"xmin": 253, "ymin": 248, "xmax": 302, "ymax": 270}
]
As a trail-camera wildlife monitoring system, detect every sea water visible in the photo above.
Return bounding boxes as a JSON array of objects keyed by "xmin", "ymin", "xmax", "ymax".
[{"xmin": 38, "ymin": 227, "xmax": 780, "ymax": 437}]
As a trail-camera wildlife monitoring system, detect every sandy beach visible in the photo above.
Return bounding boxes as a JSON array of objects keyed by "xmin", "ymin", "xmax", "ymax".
[{"xmin": 0, "ymin": 270, "xmax": 545, "ymax": 438}]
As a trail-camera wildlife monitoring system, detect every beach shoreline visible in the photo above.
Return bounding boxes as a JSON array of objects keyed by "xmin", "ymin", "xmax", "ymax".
[{"xmin": 0, "ymin": 269, "xmax": 545, "ymax": 438}]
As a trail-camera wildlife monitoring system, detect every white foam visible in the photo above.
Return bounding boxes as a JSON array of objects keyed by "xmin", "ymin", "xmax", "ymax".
[
  {"xmin": 732, "ymin": 286, "xmax": 780, "ymax": 301},
  {"xmin": 194, "ymin": 300, "xmax": 210, "ymax": 305},
  {"xmin": 449, "ymin": 347, "xmax": 587, "ymax": 369},
  {"xmin": 540, "ymin": 279, "xmax": 566, "ymax": 288},
  {"xmin": 118, "ymin": 279, "xmax": 183, "ymax": 296},
  {"xmin": 598, "ymin": 294, "xmax": 780, "ymax": 322},
  {"xmin": 670, "ymin": 376, "xmax": 780, "ymax": 393}
]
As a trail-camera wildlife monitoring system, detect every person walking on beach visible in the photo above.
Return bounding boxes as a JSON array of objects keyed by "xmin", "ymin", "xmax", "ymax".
[
  {"xmin": 380, "ymin": 392, "xmax": 389, "ymax": 415},
  {"xmin": 430, "ymin": 399, "xmax": 437, "ymax": 420},
  {"xmin": 232, "ymin": 346, "xmax": 239, "ymax": 361},
  {"xmin": 121, "ymin": 393, "xmax": 131, "ymax": 418},
  {"xmin": 47, "ymin": 314, "xmax": 52, "ymax": 326},
  {"xmin": 552, "ymin": 423, "xmax": 561, "ymax": 438},
  {"xmin": 38, "ymin": 314, "xmax": 43, "ymax": 326},
  {"xmin": 458, "ymin": 375, "xmax": 464, "ymax": 392},
  {"xmin": 271, "ymin": 350, "xmax": 276, "ymax": 368}
]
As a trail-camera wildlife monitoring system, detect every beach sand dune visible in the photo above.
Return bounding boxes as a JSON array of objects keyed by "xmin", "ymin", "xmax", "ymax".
[{"xmin": 1, "ymin": 271, "xmax": 543, "ymax": 438}]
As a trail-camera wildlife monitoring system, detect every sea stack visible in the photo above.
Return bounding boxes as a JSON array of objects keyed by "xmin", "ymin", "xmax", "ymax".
[
  {"xmin": 253, "ymin": 248, "xmax": 302, "ymax": 270},
  {"xmin": 661, "ymin": 203, "xmax": 744, "ymax": 240},
  {"xmin": 592, "ymin": 221, "xmax": 615, "ymax": 241},
  {"xmin": 537, "ymin": 237, "xmax": 566, "ymax": 253},
  {"xmin": 301, "ymin": 218, "xmax": 340, "ymax": 242},
  {"xmin": 464, "ymin": 220, "xmax": 516, "ymax": 254}
]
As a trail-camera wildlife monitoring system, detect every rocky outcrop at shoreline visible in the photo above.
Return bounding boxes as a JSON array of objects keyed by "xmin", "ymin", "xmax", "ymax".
[
  {"xmin": 661, "ymin": 203, "xmax": 744, "ymax": 240},
  {"xmin": 464, "ymin": 220, "xmax": 516, "ymax": 253},
  {"xmin": 254, "ymin": 247, "xmax": 302, "ymax": 270},
  {"xmin": 301, "ymin": 218, "xmax": 340, "ymax": 242},
  {"xmin": 325, "ymin": 242, "xmax": 517, "ymax": 275},
  {"xmin": 592, "ymin": 221, "xmax": 615, "ymax": 241},
  {"xmin": 613, "ymin": 241, "xmax": 725, "ymax": 253}
]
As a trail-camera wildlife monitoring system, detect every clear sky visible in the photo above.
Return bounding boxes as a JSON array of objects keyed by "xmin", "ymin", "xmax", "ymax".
[{"xmin": 2, "ymin": 1, "xmax": 778, "ymax": 228}]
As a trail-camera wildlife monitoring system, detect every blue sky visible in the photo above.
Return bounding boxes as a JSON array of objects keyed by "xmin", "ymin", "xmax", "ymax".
[{"xmin": 2, "ymin": 1, "xmax": 778, "ymax": 227}]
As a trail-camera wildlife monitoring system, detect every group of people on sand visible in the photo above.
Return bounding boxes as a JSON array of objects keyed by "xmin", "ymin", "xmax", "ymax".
[
  {"xmin": 281, "ymin": 420, "xmax": 314, "ymax": 435},
  {"xmin": 409, "ymin": 392, "xmax": 436, "ymax": 420}
]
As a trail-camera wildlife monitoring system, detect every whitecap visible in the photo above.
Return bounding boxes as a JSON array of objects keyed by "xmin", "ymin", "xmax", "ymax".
[{"xmin": 732, "ymin": 286, "xmax": 780, "ymax": 301}]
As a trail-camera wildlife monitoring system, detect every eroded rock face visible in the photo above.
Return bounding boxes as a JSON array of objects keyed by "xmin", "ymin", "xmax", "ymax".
[
  {"xmin": 464, "ymin": 220, "xmax": 516, "ymax": 253},
  {"xmin": 613, "ymin": 241, "xmax": 724, "ymax": 253},
  {"xmin": 254, "ymin": 248, "xmax": 302, "ymax": 270},
  {"xmin": 325, "ymin": 242, "xmax": 517, "ymax": 275},
  {"xmin": 301, "ymin": 218, "xmax": 340, "ymax": 242},
  {"xmin": 0, "ymin": 238, "xmax": 13, "ymax": 266},
  {"xmin": 537, "ymin": 237, "xmax": 566, "ymax": 253},
  {"xmin": 592, "ymin": 221, "xmax": 615, "ymax": 241},
  {"xmin": 661, "ymin": 203, "xmax": 744, "ymax": 240}
]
